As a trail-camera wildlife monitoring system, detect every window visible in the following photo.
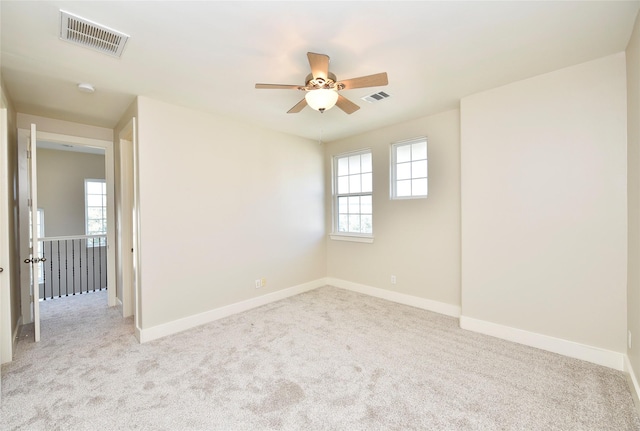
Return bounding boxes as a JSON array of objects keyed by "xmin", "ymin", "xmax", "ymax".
[
  {"xmin": 333, "ymin": 150, "xmax": 373, "ymax": 239},
  {"xmin": 29, "ymin": 207, "xmax": 45, "ymax": 240},
  {"xmin": 391, "ymin": 137, "xmax": 428, "ymax": 199},
  {"xmin": 30, "ymin": 208, "xmax": 45, "ymax": 283},
  {"xmin": 85, "ymin": 179, "xmax": 106, "ymax": 247}
]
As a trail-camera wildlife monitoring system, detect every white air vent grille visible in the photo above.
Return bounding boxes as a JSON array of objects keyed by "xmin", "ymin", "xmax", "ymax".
[
  {"xmin": 361, "ymin": 91, "xmax": 391, "ymax": 104},
  {"xmin": 60, "ymin": 10, "xmax": 129, "ymax": 58}
]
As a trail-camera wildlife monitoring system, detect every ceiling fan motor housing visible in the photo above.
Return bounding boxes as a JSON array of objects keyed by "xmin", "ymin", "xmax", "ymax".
[{"xmin": 305, "ymin": 72, "xmax": 338, "ymax": 90}]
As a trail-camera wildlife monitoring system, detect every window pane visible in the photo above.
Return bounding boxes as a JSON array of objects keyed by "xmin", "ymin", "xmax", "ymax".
[
  {"xmin": 396, "ymin": 144, "xmax": 411, "ymax": 163},
  {"xmin": 349, "ymin": 155, "xmax": 361, "ymax": 174},
  {"xmin": 349, "ymin": 175, "xmax": 361, "ymax": 193},
  {"xmin": 338, "ymin": 197, "xmax": 348, "ymax": 215},
  {"xmin": 361, "ymin": 173, "xmax": 372, "ymax": 193},
  {"xmin": 88, "ymin": 195, "xmax": 103, "ymax": 207},
  {"xmin": 397, "ymin": 180, "xmax": 411, "ymax": 197},
  {"xmin": 88, "ymin": 207, "xmax": 103, "ymax": 220},
  {"xmin": 348, "ymin": 196, "xmax": 360, "ymax": 214},
  {"xmin": 349, "ymin": 215, "xmax": 361, "ymax": 232},
  {"xmin": 361, "ymin": 152, "xmax": 372, "ymax": 173},
  {"xmin": 338, "ymin": 176, "xmax": 349, "ymax": 194},
  {"xmin": 87, "ymin": 181, "xmax": 103, "ymax": 194},
  {"xmin": 338, "ymin": 215, "xmax": 349, "ymax": 232},
  {"xmin": 397, "ymin": 162, "xmax": 411, "ymax": 180},
  {"xmin": 87, "ymin": 220, "xmax": 103, "ymax": 234},
  {"xmin": 361, "ymin": 215, "xmax": 373, "ymax": 233},
  {"xmin": 412, "ymin": 178, "xmax": 428, "ymax": 196},
  {"xmin": 338, "ymin": 157, "xmax": 349, "ymax": 176},
  {"xmin": 412, "ymin": 160, "xmax": 428, "ymax": 178},
  {"xmin": 412, "ymin": 141, "xmax": 427, "ymax": 160},
  {"xmin": 361, "ymin": 199, "xmax": 372, "ymax": 215}
]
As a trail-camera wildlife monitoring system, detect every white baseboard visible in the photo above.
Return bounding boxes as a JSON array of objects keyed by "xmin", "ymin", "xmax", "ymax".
[
  {"xmin": 460, "ymin": 315, "xmax": 624, "ymax": 371},
  {"xmin": 9, "ymin": 315, "xmax": 22, "ymax": 362},
  {"xmin": 138, "ymin": 278, "xmax": 327, "ymax": 343},
  {"xmin": 116, "ymin": 297, "xmax": 123, "ymax": 313},
  {"xmin": 625, "ymin": 355, "xmax": 640, "ymax": 414},
  {"xmin": 326, "ymin": 277, "xmax": 461, "ymax": 318},
  {"xmin": 12, "ymin": 315, "xmax": 22, "ymax": 345}
]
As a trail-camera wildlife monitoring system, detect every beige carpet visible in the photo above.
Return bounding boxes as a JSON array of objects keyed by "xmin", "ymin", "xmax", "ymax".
[{"xmin": 1, "ymin": 286, "xmax": 639, "ymax": 430}]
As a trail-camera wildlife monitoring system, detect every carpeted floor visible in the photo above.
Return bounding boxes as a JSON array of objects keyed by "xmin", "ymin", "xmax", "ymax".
[{"xmin": 1, "ymin": 286, "xmax": 639, "ymax": 430}]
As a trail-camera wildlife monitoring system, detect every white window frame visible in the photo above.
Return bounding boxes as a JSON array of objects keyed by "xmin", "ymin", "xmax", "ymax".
[
  {"xmin": 390, "ymin": 137, "xmax": 428, "ymax": 200},
  {"xmin": 30, "ymin": 208, "xmax": 45, "ymax": 283},
  {"xmin": 330, "ymin": 149, "xmax": 374, "ymax": 243},
  {"xmin": 85, "ymin": 179, "xmax": 107, "ymax": 247}
]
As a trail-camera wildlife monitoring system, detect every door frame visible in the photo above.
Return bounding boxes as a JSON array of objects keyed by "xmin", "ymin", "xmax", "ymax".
[
  {"xmin": 17, "ymin": 129, "xmax": 117, "ymax": 319},
  {"xmin": 0, "ymin": 107, "xmax": 11, "ymax": 368},
  {"xmin": 117, "ymin": 118, "xmax": 136, "ymax": 319}
]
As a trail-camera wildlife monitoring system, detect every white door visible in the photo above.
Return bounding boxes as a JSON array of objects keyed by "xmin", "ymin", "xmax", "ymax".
[
  {"xmin": 0, "ymin": 107, "xmax": 8, "ymax": 398},
  {"xmin": 25, "ymin": 123, "xmax": 41, "ymax": 342}
]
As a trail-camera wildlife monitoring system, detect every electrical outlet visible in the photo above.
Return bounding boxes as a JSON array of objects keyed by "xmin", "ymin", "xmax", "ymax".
[
  {"xmin": 261, "ymin": 278, "xmax": 267, "ymax": 287},
  {"xmin": 391, "ymin": 275, "xmax": 397, "ymax": 285},
  {"xmin": 629, "ymin": 330, "xmax": 633, "ymax": 349},
  {"xmin": 255, "ymin": 279, "xmax": 262, "ymax": 289}
]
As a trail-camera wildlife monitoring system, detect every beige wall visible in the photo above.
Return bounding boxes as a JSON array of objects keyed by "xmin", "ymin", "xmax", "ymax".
[
  {"xmin": 324, "ymin": 109, "xmax": 461, "ymax": 307},
  {"xmin": 37, "ymin": 149, "xmax": 105, "ymax": 237},
  {"xmin": 461, "ymin": 53, "xmax": 627, "ymax": 352},
  {"xmin": 136, "ymin": 97, "xmax": 326, "ymax": 329},
  {"xmin": 627, "ymin": 12, "xmax": 640, "ymax": 376},
  {"xmin": 17, "ymin": 113, "xmax": 113, "ymax": 142}
]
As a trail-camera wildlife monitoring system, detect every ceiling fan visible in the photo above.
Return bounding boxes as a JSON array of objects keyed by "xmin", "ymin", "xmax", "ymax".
[{"xmin": 255, "ymin": 52, "xmax": 388, "ymax": 114}]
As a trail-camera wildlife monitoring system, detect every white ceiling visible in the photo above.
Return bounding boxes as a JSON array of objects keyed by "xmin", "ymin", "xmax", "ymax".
[{"xmin": 1, "ymin": 1, "xmax": 639, "ymax": 142}]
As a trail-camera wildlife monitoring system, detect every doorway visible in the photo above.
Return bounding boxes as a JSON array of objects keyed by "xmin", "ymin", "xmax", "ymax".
[{"xmin": 17, "ymin": 129, "xmax": 117, "ymax": 340}]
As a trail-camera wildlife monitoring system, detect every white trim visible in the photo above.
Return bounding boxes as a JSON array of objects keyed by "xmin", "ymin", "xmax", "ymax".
[
  {"xmin": 390, "ymin": 136, "xmax": 428, "ymax": 200},
  {"xmin": 6, "ymin": 316, "xmax": 22, "ymax": 364},
  {"xmin": 327, "ymin": 277, "xmax": 461, "ymax": 318},
  {"xmin": 329, "ymin": 234, "xmax": 374, "ymax": 243},
  {"xmin": 332, "ymin": 148, "xmax": 374, "ymax": 236},
  {"xmin": 138, "ymin": 278, "xmax": 327, "ymax": 343},
  {"xmin": 0, "ymin": 107, "xmax": 11, "ymax": 364},
  {"xmin": 624, "ymin": 355, "xmax": 640, "ymax": 415},
  {"xmin": 460, "ymin": 315, "xmax": 624, "ymax": 370}
]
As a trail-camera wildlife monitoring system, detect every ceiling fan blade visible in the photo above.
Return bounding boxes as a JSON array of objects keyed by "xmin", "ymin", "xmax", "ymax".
[
  {"xmin": 255, "ymin": 83, "xmax": 304, "ymax": 90},
  {"xmin": 287, "ymin": 98, "xmax": 307, "ymax": 113},
  {"xmin": 335, "ymin": 95, "xmax": 360, "ymax": 114},
  {"xmin": 307, "ymin": 52, "xmax": 330, "ymax": 80},
  {"xmin": 338, "ymin": 72, "xmax": 388, "ymax": 90}
]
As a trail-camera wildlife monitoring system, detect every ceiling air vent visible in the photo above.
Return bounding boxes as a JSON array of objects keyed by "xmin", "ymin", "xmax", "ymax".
[
  {"xmin": 60, "ymin": 10, "xmax": 129, "ymax": 58},
  {"xmin": 361, "ymin": 91, "xmax": 391, "ymax": 104}
]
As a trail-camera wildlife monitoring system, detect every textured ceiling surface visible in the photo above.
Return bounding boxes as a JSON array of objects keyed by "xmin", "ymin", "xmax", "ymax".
[{"xmin": 1, "ymin": 1, "xmax": 639, "ymax": 141}]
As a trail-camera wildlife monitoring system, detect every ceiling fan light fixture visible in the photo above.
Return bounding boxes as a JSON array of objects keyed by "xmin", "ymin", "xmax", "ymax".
[{"xmin": 305, "ymin": 88, "xmax": 339, "ymax": 112}]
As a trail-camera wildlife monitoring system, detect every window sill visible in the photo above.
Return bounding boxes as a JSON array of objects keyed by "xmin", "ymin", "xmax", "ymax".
[{"xmin": 329, "ymin": 233, "xmax": 374, "ymax": 243}]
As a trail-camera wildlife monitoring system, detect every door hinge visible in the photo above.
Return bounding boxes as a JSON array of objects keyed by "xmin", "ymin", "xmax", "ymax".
[
  {"xmin": 26, "ymin": 149, "xmax": 31, "ymax": 159},
  {"xmin": 28, "ymin": 198, "xmax": 32, "ymax": 207},
  {"xmin": 30, "ymin": 294, "xmax": 33, "ymax": 303}
]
